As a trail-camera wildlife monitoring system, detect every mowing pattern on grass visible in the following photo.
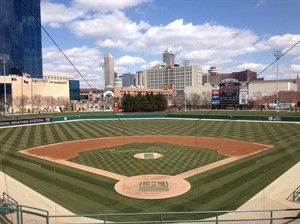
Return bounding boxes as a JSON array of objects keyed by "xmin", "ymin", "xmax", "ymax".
[
  {"xmin": 70, "ymin": 142, "xmax": 226, "ymax": 176},
  {"xmin": 0, "ymin": 119, "xmax": 299, "ymax": 220}
]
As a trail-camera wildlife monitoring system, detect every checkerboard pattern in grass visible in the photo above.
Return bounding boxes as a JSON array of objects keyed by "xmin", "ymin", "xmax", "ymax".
[
  {"xmin": 70, "ymin": 142, "xmax": 226, "ymax": 176},
  {"xmin": 0, "ymin": 119, "xmax": 299, "ymax": 219}
]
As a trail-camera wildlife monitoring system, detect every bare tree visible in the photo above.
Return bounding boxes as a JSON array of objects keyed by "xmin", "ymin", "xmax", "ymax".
[
  {"xmin": 44, "ymin": 96, "xmax": 55, "ymax": 111},
  {"xmin": 173, "ymin": 92, "xmax": 184, "ymax": 109},
  {"xmin": 57, "ymin": 97, "xmax": 69, "ymax": 111},
  {"xmin": 31, "ymin": 94, "xmax": 43, "ymax": 112},
  {"xmin": 189, "ymin": 93, "xmax": 201, "ymax": 109},
  {"xmin": 14, "ymin": 96, "xmax": 30, "ymax": 113},
  {"xmin": 201, "ymin": 91, "xmax": 211, "ymax": 109}
]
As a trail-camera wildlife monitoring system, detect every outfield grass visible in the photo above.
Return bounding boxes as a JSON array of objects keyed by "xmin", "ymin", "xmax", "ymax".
[
  {"xmin": 0, "ymin": 119, "xmax": 299, "ymax": 221},
  {"xmin": 70, "ymin": 142, "xmax": 226, "ymax": 176}
]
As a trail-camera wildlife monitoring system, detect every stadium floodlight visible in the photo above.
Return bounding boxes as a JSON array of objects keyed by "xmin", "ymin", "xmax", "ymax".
[
  {"xmin": 182, "ymin": 60, "xmax": 190, "ymax": 111},
  {"xmin": 0, "ymin": 54, "xmax": 10, "ymax": 115},
  {"xmin": 274, "ymin": 50, "xmax": 282, "ymax": 112}
]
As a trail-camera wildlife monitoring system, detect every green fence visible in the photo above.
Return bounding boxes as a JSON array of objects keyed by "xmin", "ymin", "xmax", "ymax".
[
  {"xmin": 51, "ymin": 112, "xmax": 166, "ymax": 122},
  {"xmin": 50, "ymin": 112, "xmax": 300, "ymax": 123}
]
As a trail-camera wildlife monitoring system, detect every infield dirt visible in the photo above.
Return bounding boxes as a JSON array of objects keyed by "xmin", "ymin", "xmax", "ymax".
[{"xmin": 21, "ymin": 135, "xmax": 272, "ymax": 199}]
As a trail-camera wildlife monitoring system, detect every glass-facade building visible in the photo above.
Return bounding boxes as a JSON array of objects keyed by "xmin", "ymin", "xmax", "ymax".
[
  {"xmin": 0, "ymin": 0, "xmax": 43, "ymax": 78},
  {"xmin": 69, "ymin": 80, "xmax": 80, "ymax": 101}
]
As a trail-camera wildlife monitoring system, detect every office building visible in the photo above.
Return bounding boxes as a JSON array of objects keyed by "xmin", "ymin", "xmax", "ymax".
[
  {"xmin": 0, "ymin": 73, "xmax": 80, "ymax": 113},
  {"xmin": 122, "ymin": 73, "xmax": 135, "ymax": 87},
  {"xmin": 0, "ymin": 0, "xmax": 43, "ymax": 78},
  {"xmin": 163, "ymin": 49, "xmax": 175, "ymax": 66},
  {"xmin": 144, "ymin": 64, "xmax": 203, "ymax": 93},
  {"xmin": 103, "ymin": 53, "xmax": 114, "ymax": 87},
  {"xmin": 203, "ymin": 67, "xmax": 262, "ymax": 86}
]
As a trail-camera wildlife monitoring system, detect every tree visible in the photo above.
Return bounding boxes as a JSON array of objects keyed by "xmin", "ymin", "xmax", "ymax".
[
  {"xmin": 57, "ymin": 97, "xmax": 69, "ymax": 111},
  {"xmin": 200, "ymin": 91, "xmax": 211, "ymax": 109},
  {"xmin": 14, "ymin": 96, "xmax": 30, "ymax": 113},
  {"xmin": 31, "ymin": 94, "xmax": 43, "ymax": 112},
  {"xmin": 173, "ymin": 92, "xmax": 184, "ymax": 109},
  {"xmin": 190, "ymin": 93, "xmax": 201, "ymax": 109},
  {"xmin": 155, "ymin": 93, "xmax": 167, "ymax": 111}
]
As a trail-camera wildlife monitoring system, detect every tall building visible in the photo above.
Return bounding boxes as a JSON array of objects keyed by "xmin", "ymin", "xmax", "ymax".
[
  {"xmin": 163, "ymin": 49, "xmax": 175, "ymax": 66},
  {"xmin": 144, "ymin": 64, "xmax": 203, "ymax": 93},
  {"xmin": 0, "ymin": 0, "xmax": 43, "ymax": 78},
  {"xmin": 103, "ymin": 53, "xmax": 114, "ymax": 87},
  {"xmin": 122, "ymin": 73, "xmax": 135, "ymax": 87}
]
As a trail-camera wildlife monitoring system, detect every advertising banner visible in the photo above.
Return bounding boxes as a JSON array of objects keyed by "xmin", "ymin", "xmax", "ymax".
[
  {"xmin": 0, "ymin": 117, "xmax": 52, "ymax": 127},
  {"xmin": 211, "ymin": 89, "xmax": 220, "ymax": 105}
]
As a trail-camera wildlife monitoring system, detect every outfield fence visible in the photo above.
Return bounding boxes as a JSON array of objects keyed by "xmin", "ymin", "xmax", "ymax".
[{"xmin": 49, "ymin": 113, "xmax": 300, "ymax": 123}]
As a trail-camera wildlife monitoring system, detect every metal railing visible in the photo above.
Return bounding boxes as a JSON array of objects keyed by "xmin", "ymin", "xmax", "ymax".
[
  {"xmin": 0, "ymin": 203, "xmax": 49, "ymax": 224},
  {"xmin": 49, "ymin": 208, "xmax": 300, "ymax": 224},
  {"xmin": 287, "ymin": 185, "xmax": 300, "ymax": 202}
]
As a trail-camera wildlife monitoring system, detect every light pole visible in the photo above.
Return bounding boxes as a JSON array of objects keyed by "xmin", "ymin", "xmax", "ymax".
[
  {"xmin": 182, "ymin": 60, "xmax": 189, "ymax": 111},
  {"xmin": 274, "ymin": 50, "xmax": 282, "ymax": 112},
  {"xmin": 0, "ymin": 54, "xmax": 10, "ymax": 114}
]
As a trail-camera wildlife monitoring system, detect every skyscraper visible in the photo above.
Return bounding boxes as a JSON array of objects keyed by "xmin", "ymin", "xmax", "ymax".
[
  {"xmin": 103, "ymin": 53, "xmax": 114, "ymax": 87},
  {"xmin": 0, "ymin": 0, "xmax": 43, "ymax": 78},
  {"xmin": 163, "ymin": 49, "xmax": 175, "ymax": 66}
]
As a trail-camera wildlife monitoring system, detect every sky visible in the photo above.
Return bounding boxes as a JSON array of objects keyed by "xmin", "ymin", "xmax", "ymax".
[{"xmin": 41, "ymin": 0, "xmax": 300, "ymax": 87}]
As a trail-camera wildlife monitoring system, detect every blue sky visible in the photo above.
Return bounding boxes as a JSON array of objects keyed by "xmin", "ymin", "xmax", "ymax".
[{"xmin": 41, "ymin": 0, "xmax": 300, "ymax": 87}]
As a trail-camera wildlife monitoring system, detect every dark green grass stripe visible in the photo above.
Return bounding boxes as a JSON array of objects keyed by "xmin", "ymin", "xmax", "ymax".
[
  {"xmin": 0, "ymin": 127, "xmax": 23, "ymax": 150},
  {"xmin": 66, "ymin": 122, "xmax": 91, "ymax": 139},
  {"xmin": 56, "ymin": 123, "xmax": 81, "ymax": 140},
  {"xmin": 43, "ymin": 124, "xmax": 55, "ymax": 145},
  {"xmin": 72, "ymin": 121, "xmax": 100, "ymax": 138},
  {"xmin": 33, "ymin": 124, "xmax": 42, "ymax": 146}
]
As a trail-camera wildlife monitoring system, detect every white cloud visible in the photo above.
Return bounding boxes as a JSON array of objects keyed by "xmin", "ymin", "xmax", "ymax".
[
  {"xmin": 41, "ymin": 0, "xmax": 150, "ymax": 28},
  {"xmin": 237, "ymin": 63, "xmax": 267, "ymax": 72},
  {"xmin": 43, "ymin": 46, "xmax": 103, "ymax": 87},
  {"xmin": 41, "ymin": 0, "xmax": 84, "ymax": 27},
  {"xmin": 73, "ymin": 0, "xmax": 150, "ymax": 12},
  {"xmin": 140, "ymin": 60, "xmax": 162, "ymax": 70},
  {"xmin": 69, "ymin": 10, "xmax": 148, "ymax": 42},
  {"xmin": 291, "ymin": 64, "xmax": 300, "ymax": 72},
  {"xmin": 70, "ymin": 18, "xmax": 259, "ymax": 66},
  {"xmin": 255, "ymin": 0, "xmax": 266, "ymax": 8},
  {"xmin": 255, "ymin": 34, "xmax": 300, "ymax": 53},
  {"xmin": 116, "ymin": 55, "xmax": 146, "ymax": 66}
]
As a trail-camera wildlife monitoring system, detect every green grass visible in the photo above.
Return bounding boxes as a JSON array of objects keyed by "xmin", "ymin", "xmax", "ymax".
[
  {"xmin": 0, "ymin": 119, "xmax": 299, "ymax": 221},
  {"xmin": 70, "ymin": 142, "xmax": 226, "ymax": 176}
]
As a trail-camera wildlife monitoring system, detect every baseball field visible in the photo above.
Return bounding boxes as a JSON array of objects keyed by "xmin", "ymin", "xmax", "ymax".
[{"xmin": 0, "ymin": 118, "xmax": 299, "ymax": 221}]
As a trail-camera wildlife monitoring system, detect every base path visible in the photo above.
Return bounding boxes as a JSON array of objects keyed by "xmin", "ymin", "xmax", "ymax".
[
  {"xmin": 22, "ymin": 135, "xmax": 271, "ymax": 160},
  {"xmin": 21, "ymin": 135, "xmax": 272, "ymax": 200}
]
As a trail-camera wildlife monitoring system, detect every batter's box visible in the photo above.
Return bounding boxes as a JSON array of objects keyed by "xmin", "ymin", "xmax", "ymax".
[{"xmin": 139, "ymin": 181, "xmax": 169, "ymax": 191}]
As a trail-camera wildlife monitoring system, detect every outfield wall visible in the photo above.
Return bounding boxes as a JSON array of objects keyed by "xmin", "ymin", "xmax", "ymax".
[{"xmin": 50, "ymin": 113, "xmax": 300, "ymax": 123}]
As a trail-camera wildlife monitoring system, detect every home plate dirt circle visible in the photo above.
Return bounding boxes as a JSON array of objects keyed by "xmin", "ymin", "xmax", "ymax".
[
  {"xmin": 134, "ymin": 152, "xmax": 163, "ymax": 160},
  {"xmin": 114, "ymin": 175, "xmax": 191, "ymax": 199}
]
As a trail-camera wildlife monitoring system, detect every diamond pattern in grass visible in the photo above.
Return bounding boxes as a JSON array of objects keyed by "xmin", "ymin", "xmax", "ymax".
[{"xmin": 70, "ymin": 142, "xmax": 227, "ymax": 176}]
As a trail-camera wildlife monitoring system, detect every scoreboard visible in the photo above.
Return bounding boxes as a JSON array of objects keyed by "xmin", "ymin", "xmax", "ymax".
[{"xmin": 219, "ymin": 79, "xmax": 240, "ymax": 106}]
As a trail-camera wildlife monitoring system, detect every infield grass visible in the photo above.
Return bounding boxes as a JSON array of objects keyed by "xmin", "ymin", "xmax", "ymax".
[
  {"xmin": 0, "ymin": 119, "xmax": 299, "ymax": 221},
  {"xmin": 70, "ymin": 142, "xmax": 226, "ymax": 176}
]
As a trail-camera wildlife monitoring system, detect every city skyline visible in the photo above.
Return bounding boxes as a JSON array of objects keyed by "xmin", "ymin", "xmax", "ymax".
[{"xmin": 40, "ymin": 0, "xmax": 300, "ymax": 87}]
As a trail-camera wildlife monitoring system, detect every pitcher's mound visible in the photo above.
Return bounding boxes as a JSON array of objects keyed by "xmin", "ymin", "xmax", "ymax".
[
  {"xmin": 114, "ymin": 174, "xmax": 191, "ymax": 199},
  {"xmin": 134, "ymin": 153, "xmax": 163, "ymax": 160}
]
